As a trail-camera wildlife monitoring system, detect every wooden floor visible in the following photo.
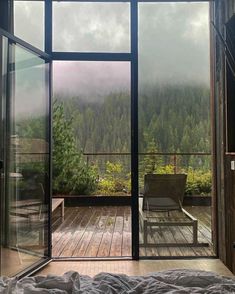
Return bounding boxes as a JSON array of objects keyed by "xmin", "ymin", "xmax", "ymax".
[
  {"xmin": 52, "ymin": 205, "xmax": 215, "ymax": 258},
  {"xmin": 37, "ymin": 259, "xmax": 233, "ymax": 277},
  {"xmin": 1, "ymin": 247, "xmax": 40, "ymax": 277}
]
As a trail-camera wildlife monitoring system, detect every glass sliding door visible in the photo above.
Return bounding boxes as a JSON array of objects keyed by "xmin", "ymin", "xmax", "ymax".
[{"xmin": 0, "ymin": 30, "xmax": 51, "ymax": 276}]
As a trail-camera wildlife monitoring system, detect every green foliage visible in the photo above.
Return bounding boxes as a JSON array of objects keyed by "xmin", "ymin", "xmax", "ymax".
[
  {"xmin": 19, "ymin": 162, "xmax": 45, "ymax": 175},
  {"xmin": 139, "ymin": 167, "xmax": 212, "ymax": 196},
  {"xmin": 156, "ymin": 165, "xmax": 175, "ymax": 174},
  {"xmin": 56, "ymin": 84, "xmax": 211, "ymax": 171},
  {"xmin": 139, "ymin": 137, "xmax": 176, "ymax": 189},
  {"xmin": 53, "ymin": 84, "xmax": 212, "ymax": 196},
  {"xmin": 184, "ymin": 168, "xmax": 212, "ymax": 195},
  {"xmin": 16, "ymin": 116, "xmax": 46, "ymax": 139},
  {"xmin": 53, "ymin": 101, "xmax": 97, "ymax": 195},
  {"xmin": 96, "ymin": 161, "xmax": 130, "ymax": 195},
  {"xmin": 140, "ymin": 136, "xmax": 163, "ymax": 175},
  {"xmin": 15, "ymin": 84, "xmax": 212, "ymax": 197}
]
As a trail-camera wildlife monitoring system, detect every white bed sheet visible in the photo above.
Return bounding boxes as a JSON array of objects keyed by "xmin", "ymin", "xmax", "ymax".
[{"xmin": 0, "ymin": 269, "xmax": 235, "ymax": 293}]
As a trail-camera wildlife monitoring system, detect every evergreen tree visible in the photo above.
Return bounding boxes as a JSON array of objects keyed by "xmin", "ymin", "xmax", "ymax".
[{"xmin": 53, "ymin": 101, "xmax": 97, "ymax": 195}]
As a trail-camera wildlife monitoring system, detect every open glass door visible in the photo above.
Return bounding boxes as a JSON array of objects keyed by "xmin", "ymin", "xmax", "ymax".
[{"xmin": 0, "ymin": 29, "xmax": 51, "ymax": 277}]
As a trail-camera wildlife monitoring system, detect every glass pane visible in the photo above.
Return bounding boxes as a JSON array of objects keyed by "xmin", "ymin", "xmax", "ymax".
[
  {"xmin": 138, "ymin": 2, "xmax": 214, "ymax": 257},
  {"xmin": 53, "ymin": 2, "xmax": 130, "ymax": 52},
  {"xmin": 0, "ymin": 36, "xmax": 8, "ymax": 276},
  {"xmin": 52, "ymin": 61, "xmax": 131, "ymax": 258},
  {"xmin": 14, "ymin": 1, "xmax": 44, "ymax": 50},
  {"xmin": 53, "ymin": 61, "xmax": 130, "ymax": 196},
  {"xmin": 2, "ymin": 43, "xmax": 49, "ymax": 276}
]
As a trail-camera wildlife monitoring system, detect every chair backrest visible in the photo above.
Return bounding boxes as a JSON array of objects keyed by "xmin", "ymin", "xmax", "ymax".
[{"xmin": 142, "ymin": 174, "xmax": 187, "ymax": 211}]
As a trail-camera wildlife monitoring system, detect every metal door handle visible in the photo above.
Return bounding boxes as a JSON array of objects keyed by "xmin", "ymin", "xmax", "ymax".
[{"xmin": 0, "ymin": 160, "xmax": 3, "ymax": 169}]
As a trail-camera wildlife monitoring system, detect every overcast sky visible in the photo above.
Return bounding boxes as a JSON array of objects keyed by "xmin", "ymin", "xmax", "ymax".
[
  {"xmin": 14, "ymin": 1, "xmax": 210, "ymax": 104},
  {"xmin": 13, "ymin": 45, "xmax": 48, "ymax": 119}
]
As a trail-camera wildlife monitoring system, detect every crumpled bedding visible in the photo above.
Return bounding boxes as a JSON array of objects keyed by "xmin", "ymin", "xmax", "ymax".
[{"xmin": 0, "ymin": 269, "xmax": 235, "ymax": 293}]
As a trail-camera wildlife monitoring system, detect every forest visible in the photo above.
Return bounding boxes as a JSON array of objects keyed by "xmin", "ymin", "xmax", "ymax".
[
  {"xmin": 17, "ymin": 84, "xmax": 212, "ymax": 196},
  {"xmin": 53, "ymin": 84, "xmax": 212, "ymax": 196},
  {"xmin": 57, "ymin": 84, "xmax": 211, "ymax": 156}
]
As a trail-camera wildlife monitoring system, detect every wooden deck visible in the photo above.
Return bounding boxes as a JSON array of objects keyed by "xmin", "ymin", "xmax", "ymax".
[{"xmin": 52, "ymin": 205, "xmax": 215, "ymax": 258}]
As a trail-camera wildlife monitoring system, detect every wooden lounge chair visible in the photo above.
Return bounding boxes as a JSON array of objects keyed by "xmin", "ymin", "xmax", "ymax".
[{"xmin": 139, "ymin": 174, "xmax": 208, "ymax": 247}]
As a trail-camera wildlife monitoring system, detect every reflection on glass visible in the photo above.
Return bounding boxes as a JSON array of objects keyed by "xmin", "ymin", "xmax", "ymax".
[
  {"xmin": 53, "ymin": 61, "xmax": 131, "ymax": 198},
  {"xmin": 1, "ymin": 43, "xmax": 49, "ymax": 276},
  {"xmin": 138, "ymin": 3, "xmax": 212, "ymax": 257},
  {"xmin": 14, "ymin": 1, "xmax": 44, "ymax": 50},
  {"xmin": 53, "ymin": 2, "xmax": 130, "ymax": 52},
  {"xmin": 0, "ymin": 36, "xmax": 8, "ymax": 276}
]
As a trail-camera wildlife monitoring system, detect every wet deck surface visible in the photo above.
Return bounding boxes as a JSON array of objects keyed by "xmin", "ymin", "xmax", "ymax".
[{"xmin": 52, "ymin": 205, "xmax": 215, "ymax": 258}]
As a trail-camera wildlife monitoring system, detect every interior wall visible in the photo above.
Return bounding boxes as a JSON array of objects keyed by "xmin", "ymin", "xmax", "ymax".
[{"xmin": 213, "ymin": 0, "xmax": 235, "ymax": 272}]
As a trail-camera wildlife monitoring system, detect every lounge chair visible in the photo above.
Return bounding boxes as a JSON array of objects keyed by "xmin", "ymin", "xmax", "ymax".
[{"xmin": 139, "ymin": 174, "xmax": 207, "ymax": 247}]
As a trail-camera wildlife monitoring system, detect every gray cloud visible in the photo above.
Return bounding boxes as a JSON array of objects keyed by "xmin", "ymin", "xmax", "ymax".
[
  {"xmin": 53, "ymin": 61, "xmax": 130, "ymax": 101},
  {"xmin": 14, "ymin": 1, "xmax": 44, "ymax": 50},
  {"xmin": 139, "ymin": 2, "xmax": 210, "ymax": 87},
  {"xmin": 53, "ymin": 2, "xmax": 130, "ymax": 52},
  {"xmin": 14, "ymin": 1, "xmax": 210, "ymax": 101},
  {"xmin": 12, "ymin": 46, "xmax": 48, "ymax": 119}
]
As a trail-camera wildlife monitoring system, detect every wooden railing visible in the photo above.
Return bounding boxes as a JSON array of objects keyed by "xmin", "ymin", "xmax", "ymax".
[{"xmin": 82, "ymin": 152, "xmax": 211, "ymax": 174}]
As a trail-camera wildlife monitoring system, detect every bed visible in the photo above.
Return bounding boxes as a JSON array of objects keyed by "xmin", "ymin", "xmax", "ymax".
[{"xmin": 0, "ymin": 269, "xmax": 235, "ymax": 293}]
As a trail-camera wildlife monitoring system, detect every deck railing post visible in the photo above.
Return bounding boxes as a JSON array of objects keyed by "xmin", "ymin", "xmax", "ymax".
[
  {"xmin": 174, "ymin": 154, "xmax": 177, "ymax": 174},
  {"xmin": 86, "ymin": 155, "xmax": 89, "ymax": 167}
]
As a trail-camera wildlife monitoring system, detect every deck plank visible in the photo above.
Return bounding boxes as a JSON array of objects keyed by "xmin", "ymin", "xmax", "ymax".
[
  {"xmin": 53, "ymin": 207, "xmax": 93, "ymax": 257},
  {"xmin": 121, "ymin": 207, "xmax": 132, "ymax": 257},
  {"xmin": 84, "ymin": 208, "xmax": 108, "ymax": 257},
  {"xmin": 59, "ymin": 207, "xmax": 92, "ymax": 257},
  {"xmin": 110, "ymin": 207, "xmax": 124, "ymax": 257},
  {"xmin": 97, "ymin": 207, "xmax": 117, "ymax": 257},
  {"xmin": 52, "ymin": 205, "xmax": 214, "ymax": 258},
  {"xmin": 52, "ymin": 207, "xmax": 77, "ymax": 245},
  {"xmin": 72, "ymin": 208, "xmax": 100, "ymax": 257}
]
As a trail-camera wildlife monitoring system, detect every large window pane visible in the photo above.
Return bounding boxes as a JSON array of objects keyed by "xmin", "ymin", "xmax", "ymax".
[
  {"xmin": 53, "ymin": 2, "xmax": 130, "ymax": 52},
  {"xmin": 138, "ymin": 2, "xmax": 214, "ymax": 257},
  {"xmin": 52, "ymin": 61, "xmax": 131, "ymax": 258},
  {"xmin": 53, "ymin": 61, "xmax": 130, "ymax": 197},
  {"xmin": 14, "ymin": 1, "xmax": 44, "ymax": 50}
]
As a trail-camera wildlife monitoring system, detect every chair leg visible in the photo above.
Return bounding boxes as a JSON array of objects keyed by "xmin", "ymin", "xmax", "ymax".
[
  {"xmin": 61, "ymin": 201, "xmax": 64, "ymax": 219},
  {"xmin": 144, "ymin": 220, "xmax": 148, "ymax": 246},
  {"xmin": 193, "ymin": 220, "xmax": 198, "ymax": 245}
]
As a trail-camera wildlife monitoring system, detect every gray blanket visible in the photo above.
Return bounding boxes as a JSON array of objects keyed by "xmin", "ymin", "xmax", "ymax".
[{"xmin": 0, "ymin": 269, "xmax": 235, "ymax": 293}]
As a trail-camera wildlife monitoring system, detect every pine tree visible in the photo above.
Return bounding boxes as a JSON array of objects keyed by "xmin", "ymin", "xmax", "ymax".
[{"xmin": 53, "ymin": 101, "xmax": 97, "ymax": 195}]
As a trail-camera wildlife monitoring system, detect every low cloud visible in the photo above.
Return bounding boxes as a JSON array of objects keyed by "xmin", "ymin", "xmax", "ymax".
[{"xmin": 14, "ymin": 1, "xmax": 210, "ymax": 101}]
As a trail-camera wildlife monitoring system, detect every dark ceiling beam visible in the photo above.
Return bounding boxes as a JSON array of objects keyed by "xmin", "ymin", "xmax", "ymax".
[{"xmin": 0, "ymin": 0, "xmax": 13, "ymax": 33}]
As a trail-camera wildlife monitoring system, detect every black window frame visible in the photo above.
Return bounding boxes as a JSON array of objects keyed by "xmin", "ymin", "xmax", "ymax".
[{"xmin": 12, "ymin": 0, "xmax": 213, "ymax": 262}]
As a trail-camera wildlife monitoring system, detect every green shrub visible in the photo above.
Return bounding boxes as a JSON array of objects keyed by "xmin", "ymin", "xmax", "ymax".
[
  {"xmin": 185, "ymin": 168, "xmax": 212, "ymax": 195},
  {"xmin": 96, "ymin": 161, "xmax": 130, "ymax": 195},
  {"xmin": 139, "ymin": 164, "xmax": 175, "ymax": 192},
  {"xmin": 139, "ymin": 164, "xmax": 212, "ymax": 196}
]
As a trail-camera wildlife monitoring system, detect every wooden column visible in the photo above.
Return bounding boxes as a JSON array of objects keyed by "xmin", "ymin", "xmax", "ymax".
[{"xmin": 213, "ymin": 0, "xmax": 235, "ymax": 272}]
